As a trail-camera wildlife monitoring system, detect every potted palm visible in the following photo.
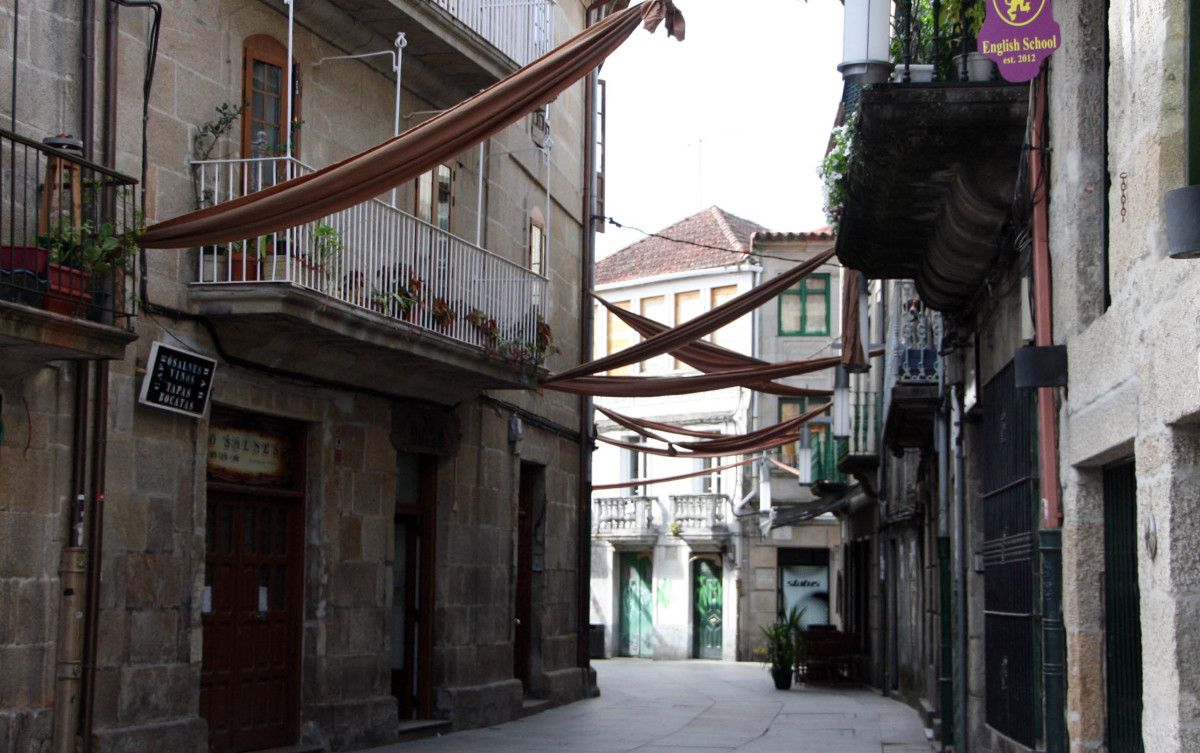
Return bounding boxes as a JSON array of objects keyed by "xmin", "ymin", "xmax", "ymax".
[{"xmin": 759, "ymin": 607, "xmax": 806, "ymax": 690}]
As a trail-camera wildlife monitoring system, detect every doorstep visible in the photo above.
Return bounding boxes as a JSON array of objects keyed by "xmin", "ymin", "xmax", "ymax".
[{"xmin": 396, "ymin": 719, "xmax": 453, "ymax": 743}]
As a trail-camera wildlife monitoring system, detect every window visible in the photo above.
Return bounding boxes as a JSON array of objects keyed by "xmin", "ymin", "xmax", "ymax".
[
  {"xmin": 696, "ymin": 456, "xmax": 722, "ymax": 494},
  {"xmin": 778, "ymin": 274, "xmax": 831, "ymax": 336},
  {"xmin": 415, "ymin": 165, "xmax": 452, "ymax": 232},
  {"xmin": 528, "ymin": 207, "xmax": 547, "ymax": 277},
  {"xmin": 709, "ymin": 285, "xmax": 739, "ymax": 350},
  {"xmin": 623, "ymin": 436, "xmax": 646, "ymax": 495},
  {"xmin": 594, "ymin": 79, "xmax": 607, "ymax": 233},
  {"xmin": 242, "ymin": 35, "xmax": 299, "ymax": 163},
  {"xmin": 639, "ymin": 296, "xmax": 671, "ymax": 372},
  {"xmin": 673, "ymin": 290, "xmax": 703, "ymax": 369},
  {"xmin": 779, "ymin": 399, "xmax": 827, "ymax": 466},
  {"xmin": 607, "ymin": 300, "xmax": 637, "ymax": 376}
]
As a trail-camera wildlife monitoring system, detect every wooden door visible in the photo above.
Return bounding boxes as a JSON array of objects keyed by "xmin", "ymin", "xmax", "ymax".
[
  {"xmin": 201, "ymin": 492, "xmax": 302, "ymax": 753},
  {"xmin": 618, "ymin": 553, "xmax": 653, "ymax": 658},
  {"xmin": 693, "ymin": 558, "xmax": 722, "ymax": 659},
  {"xmin": 1104, "ymin": 459, "xmax": 1144, "ymax": 753},
  {"xmin": 514, "ymin": 465, "xmax": 535, "ymax": 690},
  {"xmin": 391, "ymin": 517, "xmax": 420, "ymax": 718}
]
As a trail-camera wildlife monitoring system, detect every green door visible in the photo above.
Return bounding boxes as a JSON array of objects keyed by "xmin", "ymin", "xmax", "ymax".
[
  {"xmin": 619, "ymin": 553, "xmax": 653, "ymax": 658},
  {"xmin": 693, "ymin": 559, "xmax": 723, "ymax": 659},
  {"xmin": 1104, "ymin": 460, "xmax": 1144, "ymax": 753}
]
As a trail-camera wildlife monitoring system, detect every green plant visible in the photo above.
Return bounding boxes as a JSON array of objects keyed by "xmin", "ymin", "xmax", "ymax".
[
  {"xmin": 38, "ymin": 217, "xmax": 140, "ymax": 272},
  {"xmin": 310, "ymin": 223, "xmax": 343, "ymax": 266},
  {"xmin": 668, "ymin": 520, "xmax": 683, "ymax": 537},
  {"xmin": 193, "ymin": 102, "xmax": 248, "ymax": 162},
  {"xmin": 759, "ymin": 606, "xmax": 807, "ymax": 672},
  {"xmin": 818, "ymin": 121, "xmax": 857, "ymax": 231},
  {"xmin": 430, "ymin": 297, "xmax": 457, "ymax": 327}
]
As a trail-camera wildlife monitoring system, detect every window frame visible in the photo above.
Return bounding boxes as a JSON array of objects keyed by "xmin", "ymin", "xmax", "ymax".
[
  {"xmin": 528, "ymin": 207, "xmax": 547, "ymax": 278},
  {"xmin": 777, "ymin": 273, "xmax": 832, "ymax": 337},
  {"xmin": 778, "ymin": 398, "xmax": 828, "ymax": 466},
  {"xmin": 415, "ymin": 164, "xmax": 453, "ymax": 232},
  {"xmin": 241, "ymin": 34, "xmax": 299, "ymax": 161}
]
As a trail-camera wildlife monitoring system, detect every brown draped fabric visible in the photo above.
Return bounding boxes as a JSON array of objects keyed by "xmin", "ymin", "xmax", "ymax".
[
  {"xmin": 545, "ymin": 355, "xmax": 844, "ymax": 397},
  {"xmin": 140, "ymin": 1, "xmax": 682, "ymax": 249},
  {"xmin": 592, "ymin": 455, "xmax": 757, "ymax": 491},
  {"xmin": 767, "ymin": 455, "xmax": 801, "ymax": 477},
  {"xmin": 596, "ymin": 403, "xmax": 829, "ymax": 457},
  {"xmin": 595, "ymin": 296, "xmax": 834, "ymax": 398},
  {"xmin": 596, "ymin": 405, "xmax": 726, "ymax": 440},
  {"xmin": 840, "ymin": 270, "xmax": 868, "ymax": 372},
  {"xmin": 546, "ymin": 248, "xmax": 836, "ymax": 382}
]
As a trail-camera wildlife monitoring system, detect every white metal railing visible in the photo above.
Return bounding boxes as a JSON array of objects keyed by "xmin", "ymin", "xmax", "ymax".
[
  {"xmin": 594, "ymin": 497, "xmax": 655, "ymax": 534},
  {"xmin": 191, "ymin": 156, "xmax": 548, "ymax": 357},
  {"xmin": 670, "ymin": 494, "xmax": 729, "ymax": 530},
  {"xmin": 430, "ymin": 0, "xmax": 555, "ymax": 67}
]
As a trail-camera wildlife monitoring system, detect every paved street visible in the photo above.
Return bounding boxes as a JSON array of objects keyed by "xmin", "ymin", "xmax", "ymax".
[{"xmin": 365, "ymin": 659, "xmax": 930, "ymax": 752}]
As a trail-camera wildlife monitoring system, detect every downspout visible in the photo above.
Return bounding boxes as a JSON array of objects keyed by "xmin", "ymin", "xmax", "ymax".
[
  {"xmin": 82, "ymin": 0, "xmax": 96, "ymax": 158},
  {"xmin": 576, "ymin": 8, "xmax": 597, "ymax": 673},
  {"xmin": 749, "ymin": 246, "xmax": 764, "ymax": 512},
  {"xmin": 951, "ymin": 382, "xmax": 968, "ymax": 753},
  {"xmin": 936, "ymin": 352, "xmax": 953, "ymax": 751},
  {"xmin": 80, "ymin": 360, "xmax": 110, "ymax": 753},
  {"xmin": 1030, "ymin": 71, "xmax": 1066, "ymax": 753}
]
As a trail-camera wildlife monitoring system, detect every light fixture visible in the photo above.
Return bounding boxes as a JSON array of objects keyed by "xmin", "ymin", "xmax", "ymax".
[
  {"xmin": 832, "ymin": 365, "xmax": 851, "ymax": 439},
  {"xmin": 796, "ymin": 440, "xmax": 813, "ymax": 486},
  {"xmin": 838, "ymin": 0, "xmax": 893, "ymax": 84}
]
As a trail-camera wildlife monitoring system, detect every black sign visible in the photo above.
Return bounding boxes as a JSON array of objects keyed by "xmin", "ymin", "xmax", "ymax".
[{"xmin": 138, "ymin": 342, "xmax": 217, "ymax": 419}]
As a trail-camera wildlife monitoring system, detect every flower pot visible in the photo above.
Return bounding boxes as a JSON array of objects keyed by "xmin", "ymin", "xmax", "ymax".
[
  {"xmin": 891, "ymin": 63, "xmax": 935, "ymax": 83},
  {"xmin": 45, "ymin": 263, "xmax": 93, "ymax": 317},
  {"xmin": 0, "ymin": 245, "xmax": 49, "ymax": 306},
  {"xmin": 1165, "ymin": 185, "xmax": 1200, "ymax": 259},
  {"xmin": 229, "ymin": 251, "xmax": 261, "ymax": 282},
  {"xmin": 771, "ymin": 666, "xmax": 794, "ymax": 690},
  {"xmin": 954, "ymin": 52, "xmax": 996, "ymax": 82}
]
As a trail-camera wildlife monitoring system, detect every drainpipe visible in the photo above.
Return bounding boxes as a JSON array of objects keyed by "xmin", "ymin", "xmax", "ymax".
[
  {"xmin": 936, "ymin": 357, "xmax": 953, "ymax": 750},
  {"xmin": 82, "ymin": 0, "xmax": 95, "ymax": 158},
  {"xmin": 951, "ymin": 382, "xmax": 968, "ymax": 753},
  {"xmin": 576, "ymin": 10, "xmax": 597, "ymax": 672},
  {"xmin": 1030, "ymin": 71, "xmax": 1066, "ymax": 753},
  {"xmin": 80, "ymin": 360, "xmax": 110, "ymax": 753}
]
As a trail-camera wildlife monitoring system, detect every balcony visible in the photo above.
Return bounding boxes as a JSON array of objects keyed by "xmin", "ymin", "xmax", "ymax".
[
  {"xmin": 593, "ymin": 496, "xmax": 658, "ymax": 549},
  {"xmin": 811, "ymin": 432, "xmax": 849, "ymax": 497},
  {"xmin": 0, "ymin": 129, "xmax": 138, "ymax": 380},
  {"xmin": 670, "ymin": 494, "xmax": 731, "ymax": 550},
  {"xmin": 189, "ymin": 156, "xmax": 548, "ymax": 400},
  {"xmin": 882, "ymin": 281, "xmax": 942, "ymax": 452},
  {"xmin": 834, "ymin": 83, "xmax": 1028, "ymax": 310},
  {"xmin": 838, "ymin": 389, "xmax": 880, "ymax": 493},
  {"xmin": 313, "ymin": 0, "xmax": 553, "ymax": 103}
]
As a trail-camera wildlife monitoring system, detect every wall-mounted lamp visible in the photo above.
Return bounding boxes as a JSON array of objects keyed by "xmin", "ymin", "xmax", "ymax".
[
  {"xmin": 832, "ymin": 365, "xmax": 851, "ymax": 439},
  {"xmin": 796, "ymin": 440, "xmax": 813, "ymax": 486},
  {"xmin": 838, "ymin": 0, "xmax": 893, "ymax": 84}
]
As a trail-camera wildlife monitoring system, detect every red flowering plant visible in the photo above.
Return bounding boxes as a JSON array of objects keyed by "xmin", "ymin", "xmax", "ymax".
[{"xmin": 430, "ymin": 297, "xmax": 457, "ymax": 328}]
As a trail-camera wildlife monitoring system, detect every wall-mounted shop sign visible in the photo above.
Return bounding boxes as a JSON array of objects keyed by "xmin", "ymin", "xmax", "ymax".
[
  {"xmin": 138, "ymin": 342, "xmax": 217, "ymax": 419},
  {"xmin": 206, "ymin": 425, "xmax": 290, "ymax": 485},
  {"xmin": 978, "ymin": 0, "xmax": 1061, "ymax": 82}
]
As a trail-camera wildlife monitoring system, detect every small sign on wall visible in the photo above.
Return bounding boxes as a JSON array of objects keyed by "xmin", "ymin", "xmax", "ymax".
[
  {"xmin": 138, "ymin": 342, "xmax": 217, "ymax": 419},
  {"xmin": 207, "ymin": 426, "xmax": 290, "ymax": 485}
]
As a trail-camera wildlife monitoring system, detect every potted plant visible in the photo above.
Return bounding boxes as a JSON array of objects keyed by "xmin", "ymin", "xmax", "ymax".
[
  {"xmin": 466, "ymin": 308, "xmax": 500, "ymax": 346},
  {"xmin": 228, "ymin": 235, "xmax": 271, "ymax": 282},
  {"xmin": 298, "ymin": 223, "xmax": 343, "ymax": 293},
  {"xmin": 429, "ymin": 296, "xmax": 457, "ymax": 329},
  {"xmin": 942, "ymin": 0, "xmax": 993, "ymax": 81},
  {"xmin": 819, "ymin": 121, "xmax": 856, "ymax": 232},
  {"xmin": 372, "ymin": 265, "xmax": 423, "ymax": 320},
  {"xmin": 758, "ymin": 607, "xmax": 806, "ymax": 690},
  {"xmin": 38, "ymin": 219, "xmax": 137, "ymax": 316}
]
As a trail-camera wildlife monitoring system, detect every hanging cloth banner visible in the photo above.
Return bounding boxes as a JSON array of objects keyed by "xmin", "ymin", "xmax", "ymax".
[
  {"xmin": 839, "ymin": 269, "xmax": 868, "ymax": 372},
  {"xmin": 139, "ymin": 1, "xmax": 683, "ymax": 249},
  {"xmin": 767, "ymin": 455, "xmax": 802, "ymax": 477},
  {"xmin": 596, "ymin": 403, "xmax": 829, "ymax": 457},
  {"xmin": 595, "ymin": 296, "xmax": 834, "ymax": 397},
  {"xmin": 596, "ymin": 405, "xmax": 725, "ymax": 439},
  {"xmin": 977, "ymin": 0, "xmax": 1061, "ymax": 83},
  {"xmin": 546, "ymin": 248, "xmax": 837, "ymax": 382},
  {"xmin": 545, "ymin": 355, "xmax": 844, "ymax": 397},
  {"xmin": 592, "ymin": 455, "xmax": 756, "ymax": 491}
]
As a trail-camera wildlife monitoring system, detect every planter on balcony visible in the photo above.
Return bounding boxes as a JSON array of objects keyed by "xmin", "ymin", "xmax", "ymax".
[
  {"xmin": 0, "ymin": 245, "xmax": 49, "ymax": 307},
  {"xmin": 953, "ymin": 52, "xmax": 996, "ymax": 82},
  {"xmin": 45, "ymin": 263, "xmax": 93, "ymax": 317}
]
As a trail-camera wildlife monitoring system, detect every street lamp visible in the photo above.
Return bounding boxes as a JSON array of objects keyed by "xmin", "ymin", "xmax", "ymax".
[
  {"xmin": 838, "ymin": 0, "xmax": 893, "ymax": 84},
  {"xmin": 832, "ymin": 365, "xmax": 852, "ymax": 439},
  {"xmin": 796, "ymin": 438, "xmax": 813, "ymax": 486}
]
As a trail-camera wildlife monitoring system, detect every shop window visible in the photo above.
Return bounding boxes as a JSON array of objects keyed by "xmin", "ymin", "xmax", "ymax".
[{"xmin": 778, "ymin": 274, "xmax": 830, "ymax": 336}]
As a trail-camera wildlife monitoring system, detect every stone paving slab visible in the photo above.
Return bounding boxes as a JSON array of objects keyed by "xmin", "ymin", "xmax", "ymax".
[{"xmin": 362, "ymin": 659, "xmax": 930, "ymax": 752}]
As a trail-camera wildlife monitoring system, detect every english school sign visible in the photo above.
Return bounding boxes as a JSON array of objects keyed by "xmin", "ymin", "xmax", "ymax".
[{"xmin": 978, "ymin": 0, "xmax": 1062, "ymax": 82}]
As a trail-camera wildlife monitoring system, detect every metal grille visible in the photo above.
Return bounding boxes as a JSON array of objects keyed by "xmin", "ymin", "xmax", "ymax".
[
  {"xmin": 1103, "ymin": 460, "xmax": 1144, "ymax": 753},
  {"xmin": 981, "ymin": 361, "xmax": 1037, "ymax": 747}
]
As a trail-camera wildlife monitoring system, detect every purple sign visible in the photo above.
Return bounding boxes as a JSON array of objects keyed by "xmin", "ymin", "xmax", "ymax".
[{"xmin": 977, "ymin": 0, "xmax": 1062, "ymax": 82}]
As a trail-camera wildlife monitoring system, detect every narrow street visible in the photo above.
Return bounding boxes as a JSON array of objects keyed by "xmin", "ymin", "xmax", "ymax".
[{"xmin": 365, "ymin": 660, "xmax": 930, "ymax": 753}]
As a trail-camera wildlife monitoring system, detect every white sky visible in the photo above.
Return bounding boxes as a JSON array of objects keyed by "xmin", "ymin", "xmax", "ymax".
[{"xmin": 594, "ymin": 0, "xmax": 846, "ymax": 259}]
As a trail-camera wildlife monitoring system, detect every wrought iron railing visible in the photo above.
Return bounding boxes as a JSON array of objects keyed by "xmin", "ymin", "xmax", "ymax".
[
  {"xmin": 811, "ymin": 432, "xmax": 849, "ymax": 486},
  {"xmin": 191, "ymin": 156, "xmax": 548, "ymax": 359},
  {"xmin": 0, "ymin": 129, "xmax": 139, "ymax": 326},
  {"xmin": 431, "ymin": 0, "xmax": 555, "ymax": 67},
  {"xmin": 890, "ymin": 0, "xmax": 988, "ymax": 83},
  {"xmin": 841, "ymin": 389, "xmax": 880, "ymax": 458},
  {"xmin": 593, "ymin": 497, "xmax": 655, "ymax": 534},
  {"xmin": 884, "ymin": 280, "xmax": 941, "ymax": 388},
  {"xmin": 669, "ymin": 494, "xmax": 728, "ymax": 530}
]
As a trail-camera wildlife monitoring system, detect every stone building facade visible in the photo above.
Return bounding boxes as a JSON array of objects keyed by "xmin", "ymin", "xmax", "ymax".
[{"xmin": 0, "ymin": 0, "xmax": 598, "ymax": 751}]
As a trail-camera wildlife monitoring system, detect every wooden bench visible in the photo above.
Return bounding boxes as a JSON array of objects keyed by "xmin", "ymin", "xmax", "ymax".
[{"xmin": 795, "ymin": 630, "xmax": 861, "ymax": 685}]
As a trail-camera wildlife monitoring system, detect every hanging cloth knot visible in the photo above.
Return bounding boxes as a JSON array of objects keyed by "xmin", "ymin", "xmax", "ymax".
[{"xmin": 642, "ymin": 0, "xmax": 685, "ymax": 41}]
